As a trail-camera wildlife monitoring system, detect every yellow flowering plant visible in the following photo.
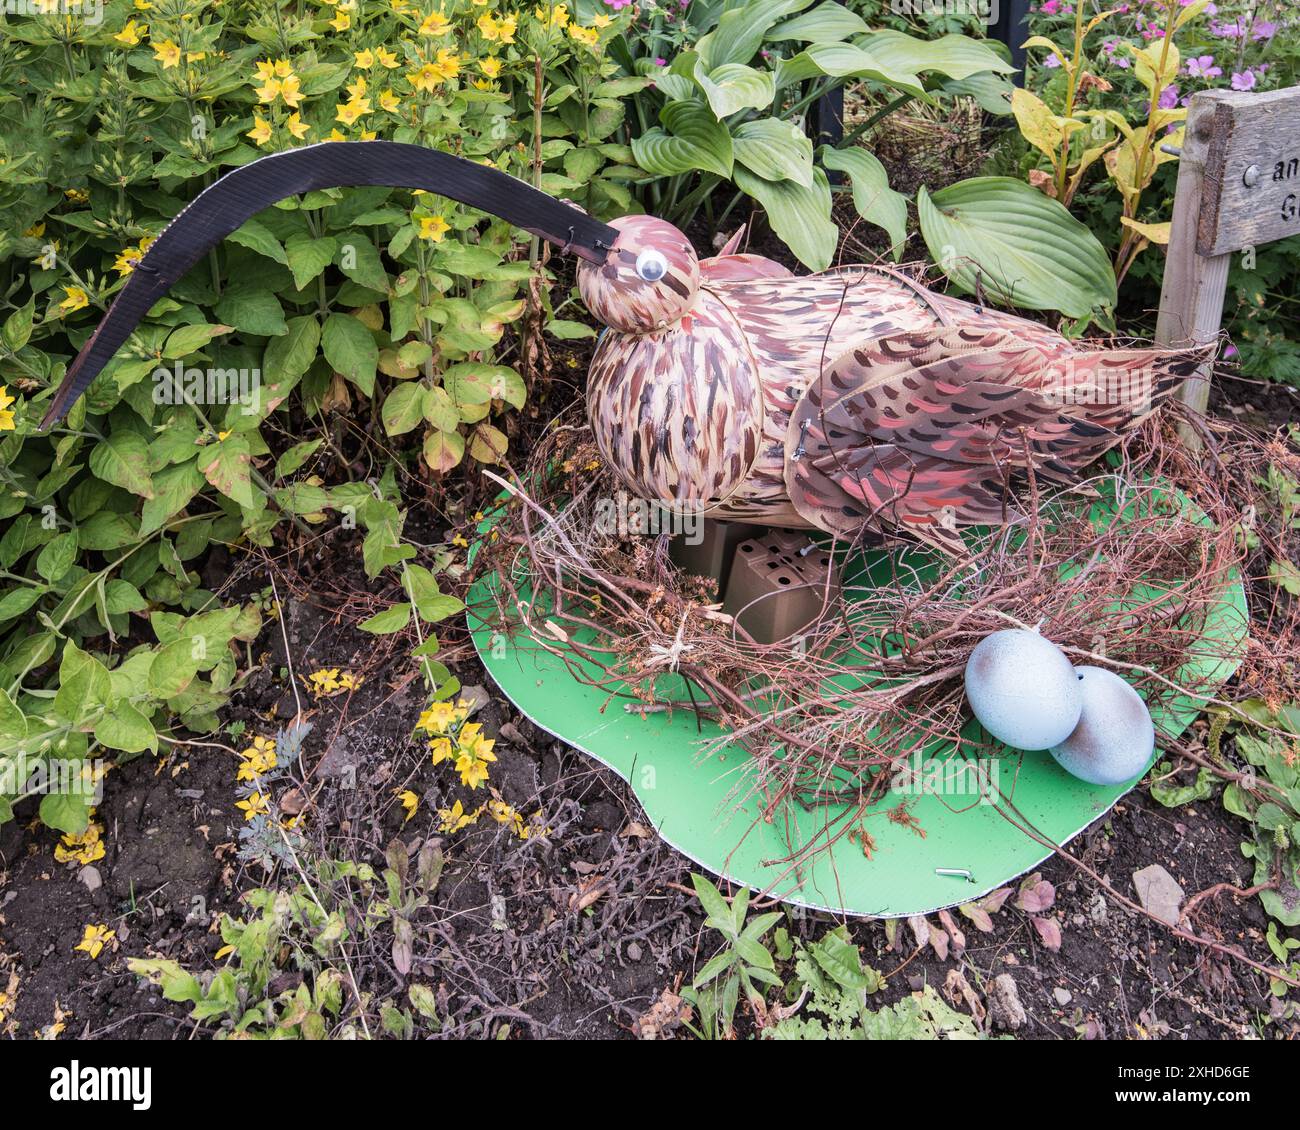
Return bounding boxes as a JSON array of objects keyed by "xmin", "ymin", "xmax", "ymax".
[{"xmin": 0, "ymin": 0, "xmax": 637, "ymax": 837}]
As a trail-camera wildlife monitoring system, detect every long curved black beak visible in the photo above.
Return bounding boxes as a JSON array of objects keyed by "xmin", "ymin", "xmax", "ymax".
[{"xmin": 40, "ymin": 141, "xmax": 617, "ymax": 428}]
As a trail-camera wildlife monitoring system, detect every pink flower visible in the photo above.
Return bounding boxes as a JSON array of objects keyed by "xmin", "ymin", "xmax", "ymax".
[
  {"xmin": 1042, "ymin": 53, "xmax": 1061, "ymax": 68},
  {"xmin": 1230, "ymin": 70, "xmax": 1257, "ymax": 91},
  {"xmin": 1041, "ymin": 0, "xmax": 1060, "ymax": 12},
  {"xmin": 1185, "ymin": 55, "xmax": 1222, "ymax": 78},
  {"xmin": 1158, "ymin": 84, "xmax": 1180, "ymax": 109}
]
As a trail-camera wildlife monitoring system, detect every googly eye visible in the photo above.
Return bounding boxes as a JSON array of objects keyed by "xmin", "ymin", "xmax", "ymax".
[{"xmin": 635, "ymin": 249, "xmax": 668, "ymax": 283}]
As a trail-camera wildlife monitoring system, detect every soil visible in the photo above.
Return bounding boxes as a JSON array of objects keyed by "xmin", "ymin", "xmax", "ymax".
[{"xmin": 2, "ymin": 144, "xmax": 1297, "ymax": 1042}]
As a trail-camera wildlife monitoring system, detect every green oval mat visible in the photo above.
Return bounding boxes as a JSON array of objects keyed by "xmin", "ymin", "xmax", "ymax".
[{"xmin": 467, "ymin": 487, "xmax": 1249, "ymax": 917}]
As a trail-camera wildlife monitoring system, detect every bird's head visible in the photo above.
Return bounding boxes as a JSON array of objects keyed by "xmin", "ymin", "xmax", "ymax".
[{"xmin": 577, "ymin": 216, "xmax": 699, "ymax": 334}]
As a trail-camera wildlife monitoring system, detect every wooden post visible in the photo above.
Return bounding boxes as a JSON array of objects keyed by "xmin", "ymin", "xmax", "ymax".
[
  {"xmin": 1156, "ymin": 93, "xmax": 1231, "ymax": 420},
  {"xmin": 1156, "ymin": 84, "xmax": 1300, "ymax": 430}
]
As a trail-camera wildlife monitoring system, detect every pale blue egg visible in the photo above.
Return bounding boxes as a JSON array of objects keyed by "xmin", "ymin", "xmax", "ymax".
[
  {"xmin": 964, "ymin": 629, "xmax": 1082, "ymax": 750},
  {"xmin": 1049, "ymin": 666, "xmax": 1155, "ymax": 786}
]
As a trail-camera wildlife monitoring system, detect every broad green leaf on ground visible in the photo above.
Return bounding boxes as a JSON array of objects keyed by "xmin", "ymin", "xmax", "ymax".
[
  {"xmin": 733, "ymin": 119, "xmax": 815, "ymax": 188},
  {"xmin": 819, "ymin": 146, "xmax": 908, "ymax": 258},
  {"xmin": 917, "ymin": 177, "xmax": 1117, "ymax": 318},
  {"xmin": 359, "ymin": 602, "xmax": 411, "ymax": 634},
  {"xmin": 95, "ymin": 703, "xmax": 158, "ymax": 754},
  {"xmin": 734, "ymin": 165, "xmax": 838, "ymax": 271},
  {"xmin": 632, "ymin": 100, "xmax": 734, "ymax": 179}
]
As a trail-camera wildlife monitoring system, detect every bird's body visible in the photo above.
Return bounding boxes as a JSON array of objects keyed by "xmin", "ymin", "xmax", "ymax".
[{"xmin": 580, "ymin": 216, "xmax": 1201, "ymax": 553}]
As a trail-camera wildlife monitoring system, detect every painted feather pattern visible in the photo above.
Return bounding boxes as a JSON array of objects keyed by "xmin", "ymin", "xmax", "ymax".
[{"xmin": 572, "ymin": 217, "xmax": 1208, "ymax": 555}]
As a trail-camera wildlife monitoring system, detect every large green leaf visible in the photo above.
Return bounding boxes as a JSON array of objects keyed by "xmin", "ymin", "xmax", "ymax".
[
  {"xmin": 695, "ymin": 63, "xmax": 774, "ymax": 119},
  {"xmin": 917, "ymin": 177, "xmax": 1117, "ymax": 318},
  {"xmin": 819, "ymin": 146, "xmax": 908, "ymax": 259},
  {"xmin": 774, "ymin": 43, "xmax": 928, "ymax": 99},
  {"xmin": 767, "ymin": 1, "xmax": 866, "ymax": 43},
  {"xmin": 322, "ymin": 312, "xmax": 378, "ymax": 396},
  {"xmin": 733, "ymin": 119, "xmax": 814, "ymax": 188},
  {"xmin": 696, "ymin": 0, "xmax": 812, "ymax": 70},
  {"xmin": 89, "ymin": 430, "xmax": 154, "ymax": 499},
  {"xmin": 632, "ymin": 101, "xmax": 734, "ymax": 179},
  {"xmin": 859, "ymin": 30, "xmax": 1017, "ymax": 81},
  {"xmin": 734, "ymin": 165, "xmax": 838, "ymax": 271}
]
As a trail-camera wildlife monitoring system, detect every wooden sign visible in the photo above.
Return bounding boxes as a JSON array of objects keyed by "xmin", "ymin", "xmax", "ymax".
[
  {"xmin": 1196, "ymin": 87, "xmax": 1300, "ymax": 256},
  {"xmin": 1157, "ymin": 84, "xmax": 1300, "ymax": 421}
]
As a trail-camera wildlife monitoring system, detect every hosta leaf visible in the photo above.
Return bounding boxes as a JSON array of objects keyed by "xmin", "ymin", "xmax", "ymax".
[
  {"xmin": 695, "ymin": 63, "xmax": 775, "ymax": 119},
  {"xmin": 819, "ymin": 145, "xmax": 908, "ymax": 258},
  {"xmin": 697, "ymin": 0, "xmax": 811, "ymax": 69},
  {"xmin": 917, "ymin": 177, "xmax": 1117, "ymax": 318},
  {"xmin": 632, "ymin": 101, "xmax": 734, "ymax": 179},
  {"xmin": 775, "ymin": 42, "xmax": 927, "ymax": 99},
  {"xmin": 767, "ymin": 1, "xmax": 867, "ymax": 43},
  {"xmin": 733, "ymin": 118, "xmax": 814, "ymax": 188},
  {"xmin": 733, "ymin": 165, "xmax": 838, "ymax": 271},
  {"xmin": 861, "ymin": 30, "xmax": 1016, "ymax": 81}
]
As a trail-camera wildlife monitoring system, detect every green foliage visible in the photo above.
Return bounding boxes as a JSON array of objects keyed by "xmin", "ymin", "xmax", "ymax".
[
  {"xmin": 684, "ymin": 873, "xmax": 988, "ymax": 1040},
  {"xmin": 130, "ymin": 839, "xmax": 445, "ymax": 1039},
  {"xmin": 619, "ymin": 0, "xmax": 1012, "ymax": 268}
]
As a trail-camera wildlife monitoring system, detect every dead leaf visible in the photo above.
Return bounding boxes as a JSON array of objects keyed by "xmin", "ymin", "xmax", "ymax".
[
  {"xmin": 632, "ymin": 984, "xmax": 693, "ymax": 1039},
  {"xmin": 1016, "ymin": 873, "xmax": 1056, "ymax": 914},
  {"xmin": 938, "ymin": 908, "xmax": 966, "ymax": 956},
  {"xmin": 907, "ymin": 914, "xmax": 930, "ymax": 950},
  {"xmin": 958, "ymin": 901, "xmax": 994, "ymax": 933},
  {"xmin": 569, "ymin": 875, "xmax": 611, "ymax": 912},
  {"xmin": 1031, "ymin": 915, "xmax": 1063, "ymax": 952},
  {"xmin": 944, "ymin": 968, "xmax": 986, "ymax": 1023},
  {"xmin": 980, "ymin": 886, "xmax": 1014, "ymax": 914}
]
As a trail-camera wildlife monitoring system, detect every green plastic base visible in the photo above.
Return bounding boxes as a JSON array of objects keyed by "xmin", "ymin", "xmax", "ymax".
[{"xmin": 468, "ymin": 492, "xmax": 1249, "ymax": 917}]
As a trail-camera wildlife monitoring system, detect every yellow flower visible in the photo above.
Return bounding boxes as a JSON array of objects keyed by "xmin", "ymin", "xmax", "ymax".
[
  {"xmin": 418, "ymin": 10, "xmax": 451, "ymax": 35},
  {"xmin": 437, "ymin": 799, "xmax": 479, "ymax": 833},
  {"xmin": 286, "ymin": 111, "xmax": 311, "ymax": 139},
  {"xmin": 378, "ymin": 87, "xmax": 401, "ymax": 112},
  {"xmin": 408, "ymin": 62, "xmax": 443, "ymax": 91},
  {"xmin": 396, "ymin": 789, "xmax": 419, "ymax": 822},
  {"xmin": 54, "ymin": 820, "xmax": 106, "ymax": 865},
  {"xmin": 133, "ymin": 0, "xmax": 151, "ymax": 8},
  {"xmin": 24, "ymin": 222, "xmax": 45, "ymax": 238},
  {"xmin": 236, "ymin": 792, "xmax": 270, "ymax": 821},
  {"xmin": 338, "ymin": 671, "xmax": 362, "ymax": 692},
  {"xmin": 277, "ymin": 74, "xmax": 304, "ymax": 107},
  {"xmin": 478, "ymin": 56, "xmax": 503, "ymax": 81},
  {"xmin": 237, "ymin": 735, "xmax": 277, "ymax": 782},
  {"xmin": 429, "ymin": 736, "xmax": 454, "ymax": 765},
  {"xmin": 335, "ymin": 97, "xmax": 371, "ymax": 126},
  {"xmin": 58, "ymin": 287, "xmax": 89, "ymax": 314},
  {"xmin": 114, "ymin": 19, "xmax": 145, "ymax": 45},
  {"xmin": 0, "ymin": 386, "xmax": 15, "ymax": 432},
  {"xmin": 247, "ymin": 115, "xmax": 273, "ymax": 146},
  {"xmin": 390, "ymin": 0, "xmax": 410, "ymax": 11},
  {"xmin": 359, "ymin": 129, "xmax": 377, "ymax": 140},
  {"xmin": 590, "ymin": 12, "xmax": 611, "ymax": 27},
  {"xmin": 535, "ymin": 3, "xmax": 568, "ymax": 28},
  {"xmin": 435, "ymin": 47, "xmax": 461, "ymax": 80},
  {"xmin": 417, "ymin": 214, "xmax": 451, "ymax": 241},
  {"xmin": 330, "ymin": 9, "xmax": 351, "ymax": 30},
  {"xmin": 354, "ymin": 48, "xmax": 376, "ymax": 68},
  {"xmin": 75, "ymin": 924, "xmax": 116, "ymax": 960},
  {"xmin": 112, "ymin": 234, "xmax": 154, "ymax": 277},
  {"xmin": 477, "ymin": 11, "xmax": 516, "ymax": 42},
  {"xmin": 308, "ymin": 668, "xmax": 341, "ymax": 695},
  {"xmin": 416, "ymin": 700, "xmax": 463, "ymax": 733},
  {"xmin": 214, "ymin": 944, "xmax": 235, "ymax": 960},
  {"xmin": 65, "ymin": 188, "xmax": 89, "ymax": 204},
  {"xmin": 569, "ymin": 24, "xmax": 598, "ymax": 47},
  {"xmin": 375, "ymin": 46, "xmax": 400, "ymax": 68},
  {"xmin": 326, "ymin": 128, "xmax": 347, "ymax": 141},
  {"xmin": 152, "ymin": 39, "xmax": 181, "ymax": 68}
]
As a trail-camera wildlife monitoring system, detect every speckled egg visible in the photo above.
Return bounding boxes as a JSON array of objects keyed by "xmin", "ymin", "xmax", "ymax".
[
  {"xmin": 1049, "ymin": 666, "xmax": 1155, "ymax": 786},
  {"xmin": 964, "ymin": 629, "xmax": 1083, "ymax": 750}
]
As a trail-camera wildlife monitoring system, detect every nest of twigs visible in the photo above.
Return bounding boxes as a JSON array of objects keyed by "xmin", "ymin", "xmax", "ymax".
[{"xmin": 471, "ymin": 407, "xmax": 1300, "ymax": 846}]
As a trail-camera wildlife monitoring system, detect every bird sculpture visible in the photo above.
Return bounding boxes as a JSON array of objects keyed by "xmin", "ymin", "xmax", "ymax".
[{"xmin": 42, "ymin": 142, "xmax": 1201, "ymax": 554}]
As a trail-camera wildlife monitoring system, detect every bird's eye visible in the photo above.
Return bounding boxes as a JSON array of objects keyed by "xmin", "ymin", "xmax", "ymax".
[{"xmin": 635, "ymin": 249, "xmax": 668, "ymax": 283}]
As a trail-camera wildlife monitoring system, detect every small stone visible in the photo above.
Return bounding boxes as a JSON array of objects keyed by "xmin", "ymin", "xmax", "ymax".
[
  {"xmin": 459, "ymin": 684, "xmax": 491, "ymax": 717},
  {"xmin": 1133, "ymin": 864, "xmax": 1185, "ymax": 927},
  {"xmin": 627, "ymin": 941, "xmax": 643, "ymax": 962},
  {"xmin": 988, "ymin": 973, "xmax": 1027, "ymax": 1031},
  {"xmin": 1089, "ymin": 894, "xmax": 1108, "ymax": 925},
  {"xmin": 78, "ymin": 865, "xmax": 102, "ymax": 892},
  {"xmin": 1053, "ymin": 987, "xmax": 1073, "ymax": 1006}
]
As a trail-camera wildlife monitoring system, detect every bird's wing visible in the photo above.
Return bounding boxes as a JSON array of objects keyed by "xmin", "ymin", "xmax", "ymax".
[
  {"xmin": 39, "ymin": 141, "xmax": 615, "ymax": 428},
  {"xmin": 784, "ymin": 324, "xmax": 1201, "ymax": 552},
  {"xmin": 699, "ymin": 253, "xmax": 794, "ymax": 283}
]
